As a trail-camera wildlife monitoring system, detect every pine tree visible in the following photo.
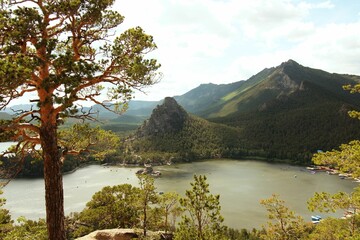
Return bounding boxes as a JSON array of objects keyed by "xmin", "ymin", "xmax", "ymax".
[
  {"xmin": 0, "ymin": 1, "xmax": 160, "ymax": 238},
  {"xmin": 175, "ymin": 175, "xmax": 226, "ymax": 240}
]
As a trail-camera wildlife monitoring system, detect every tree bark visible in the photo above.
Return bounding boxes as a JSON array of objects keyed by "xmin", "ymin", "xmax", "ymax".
[
  {"xmin": 143, "ymin": 203, "xmax": 147, "ymax": 236},
  {"xmin": 40, "ymin": 122, "xmax": 66, "ymax": 240}
]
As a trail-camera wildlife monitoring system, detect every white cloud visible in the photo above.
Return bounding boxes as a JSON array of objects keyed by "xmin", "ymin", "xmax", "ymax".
[
  {"xmin": 299, "ymin": 1, "xmax": 335, "ymax": 10},
  {"xmin": 110, "ymin": 0, "xmax": 360, "ymax": 101}
]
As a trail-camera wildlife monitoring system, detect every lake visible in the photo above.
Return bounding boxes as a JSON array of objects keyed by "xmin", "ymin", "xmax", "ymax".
[{"xmin": 1, "ymin": 156, "xmax": 358, "ymax": 229}]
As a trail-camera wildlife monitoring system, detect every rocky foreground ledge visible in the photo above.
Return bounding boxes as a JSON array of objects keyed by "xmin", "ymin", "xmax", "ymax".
[{"xmin": 76, "ymin": 228, "xmax": 173, "ymax": 240}]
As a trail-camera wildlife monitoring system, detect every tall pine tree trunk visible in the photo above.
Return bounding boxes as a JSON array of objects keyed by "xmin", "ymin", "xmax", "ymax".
[{"xmin": 40, "ymin": 122, "xmax": 66, "ymax": 240}]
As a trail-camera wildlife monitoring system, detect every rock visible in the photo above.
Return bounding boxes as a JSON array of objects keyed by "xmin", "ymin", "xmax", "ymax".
[
  {"xmin": 136, "ymin": 97, "xmax": 188, "ymax": 137},
  {"xmin": 76, "ymin": 229, "xmax": 138, "ymax": 240},
  {"xmin": 76, "ymin": 229, "xmax": 173, "ymax": 240}
]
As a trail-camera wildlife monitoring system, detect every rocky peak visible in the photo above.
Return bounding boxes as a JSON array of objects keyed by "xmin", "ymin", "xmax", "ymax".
[
  {"xmin": 280, "ymin": 59, "xmax": 300, "ymax": 67},
  {"xmin": 264, "ymin": 59, "xmax": 306, "ymax": 92},
  {"xmin": 136, "ymin": 97, "xmax": 188, "ymax": 137}
]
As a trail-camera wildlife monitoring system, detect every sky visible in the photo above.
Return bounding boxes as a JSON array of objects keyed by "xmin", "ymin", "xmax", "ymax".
[{"xmin": 112, "ymin": 0, "xmax": 360, "ymax": 101}]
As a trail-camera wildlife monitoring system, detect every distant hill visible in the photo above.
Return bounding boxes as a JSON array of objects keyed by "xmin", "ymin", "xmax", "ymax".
[
  {"xmin": 0, "ymin": 112, "xmax": 12, "ymax": 120},
  {"xmin": 77, "ymin": 100, "xmax": 159, "ymax": 121},
  {"xmin": 1, "ymin": 104, "xmax": 35, "ymax": 114},
  {"xmin": 173, "ymin": 81, "xmax": 244, "ymax": 114}
]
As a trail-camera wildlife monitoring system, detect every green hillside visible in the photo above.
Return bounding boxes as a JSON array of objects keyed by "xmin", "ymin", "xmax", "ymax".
[
  {"xmin": 0, "ymin": 112, "xmax": 12, "ymax": 120},
  {"xmin": 205, "ymin": 60, "xmax": 360, "ymax": 161},
  {"xmin": 174, "ymin": 81, "xmax": 244, "ymax": 114},
  {"xmin": 204, "ymin": 60, "xmax": 360, "ymax": 118}
]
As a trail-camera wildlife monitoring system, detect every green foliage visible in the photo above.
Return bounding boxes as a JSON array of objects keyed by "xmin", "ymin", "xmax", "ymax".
[
  {"xmin": 68, "ymin": 184, "xmax": 142, "ymax": 238},
  {"xmin": 0, "ymin": 0, "xmax": 160, "ymax": 237},
  {"xmin": 0, "ymin": 190, "xmax": 13, "ymax": 238},
  {"xmin": 138, "ymin": 174, "xmax": 159, "ymax": 236},
  {"xmin": 158, "ymin": 192, "xmax": 182, "ymax": 233},
  {"xmin": 0, "ymin": 0, "xmax": 160, "ymax": 109},
  {"xmin": 223, "ymin": 228, "xmax": 261, "ymax": 240},
  {"xmin": 0, "ymin": 124, "xmax": 121, "ymax": 178},
  {"xmin": 312, "ymin": 140, "xmax": 360, "ymax": 178},
  {"xmin": 344, "ymin": 83, "xmax": 360, "ymax": 120},
  {"xmin": 67, "ymin": 178, "xmax": 177, "ymax": 238},
  {"xmin": 59, "ymin": 123, "xmax": 120, "ymax": 160},
  {"xmin": 0, "ymin": 120, "xmax": 14, "ymax": 142},
  {"xmin": 4, "ymin": 217, "xmax": 47, "ymax": 240},
  {"xmin": 308, "ymin": 185, "xmax": 360, "ymax": 237},
  {"xmin": 260, "ymin": 194, "xmax": 311, "ymax": 240},
  {"xmin": 174, "ymin": 175, "xmax": 227, "ymax": 240},
  {"xmin": 309, "ymin": 217, "xmax": 360, "ymax": 240}
]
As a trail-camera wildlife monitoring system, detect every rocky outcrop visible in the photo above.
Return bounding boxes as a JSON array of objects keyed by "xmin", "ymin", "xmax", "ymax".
[
  {"xmin": 76, "ymin": 229, "xmax": 138, "ymax": 240},
  {"xmin": 136, "ymin": 97, "xmax": 188, "ymax": 137},
  {"xmin": 76, "ymin": 229, "xmax": 173, "ymax": 240}
]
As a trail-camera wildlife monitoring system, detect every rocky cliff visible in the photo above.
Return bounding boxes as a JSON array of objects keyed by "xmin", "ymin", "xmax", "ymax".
[{"xmin": 136, "ymin": 97, "xmax": 188, "ymax": 137}]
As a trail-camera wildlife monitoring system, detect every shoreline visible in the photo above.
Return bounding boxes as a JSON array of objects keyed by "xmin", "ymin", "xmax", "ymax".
[{"xmin": 1, "ymin": 155, "xmax": 313, "ymax": 180}]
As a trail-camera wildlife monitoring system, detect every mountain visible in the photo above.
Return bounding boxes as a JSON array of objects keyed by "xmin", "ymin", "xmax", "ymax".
[
  {"xmin": 3, "ymin": 60, "xmax": 360, "ymax": 163},
  {"xmin": 1, "ymin": 104, "xmax": 35, "ymax": 114},
  {"xmin": 136, "ymin": 97, "xmax": 188, "ymax": 137},
  {"xmin": 0, "ymin": 112, "xmax": 12, "ymax": 120},
  {"xmin": 203, "ymin": 60, "xmax": 360, "ymax": 118},
  {"xmin": 128, "ymin": 60, "xmax": 360, "ymax": 163},
  {"xmin": 203, "ymin": 60, "xmax": 360, "ymax": 161},
  {"xmin": 129, "ymin": 97, "xmax": 243, "ymax": 162},
  {"xmin": 173, "ymin": 81, "xmax": 244, "ymax": 114},
  {"xmin": 77, "ymin": 100, "xmax": 159, "ymax": 121}
]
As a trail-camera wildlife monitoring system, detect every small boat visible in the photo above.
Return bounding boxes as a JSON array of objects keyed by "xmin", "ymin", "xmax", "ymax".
[
  {"xmin": 311, "ymin": 215, "xmax": 322, "ymax": 223},
  {"xmin": 338, "ymin": 173, "xmax": 350, "ymax": 179},
  {"xmin": 151, "ymin": 171, "xmax": 161, "ymax": 177}
]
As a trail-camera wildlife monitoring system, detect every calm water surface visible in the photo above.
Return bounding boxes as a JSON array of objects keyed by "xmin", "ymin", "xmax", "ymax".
[{"xmin": 1, "ymin": 157, "xmax": 358, "ymax": 229}]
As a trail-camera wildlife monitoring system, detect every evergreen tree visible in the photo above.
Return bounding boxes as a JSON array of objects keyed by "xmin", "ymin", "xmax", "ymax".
[
  {"xmin": 308, "ymin": 186, "xmax": 360, "ymax": 238},
  {"xmin": 260, "ymin": 194, "xmax": 311, "ymax": 240},
  {"xmin": 0, "ymin": 0, "xmax": 160, "ymax": 239},
  {"xmin": 69, "ymin": 184, "xmax": 142, "ymax": 238},
  {"xmin": 0, "ymin": 190, "xmax": 13, "ymax": 239},
  {"xmin": 158, "ymin": 191, "xmax": 182, "ymax": 233},
  {"xmin": 174, "ymin": 175, "xmax": 226, "ymax": 240},
  {"xmin": 4, "ymin": 217, "xmax": 47, "ymax": 240},
  {"xmin": 138, "ymin": 174, "xmax": 159, "ymax": 237}
]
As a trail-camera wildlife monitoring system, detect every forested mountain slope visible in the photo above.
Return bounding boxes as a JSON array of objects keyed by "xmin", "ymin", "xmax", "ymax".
[
  {"xmin": 128, "ymin": 97, "xmax": 244, "ymax": 162},
  {"xmin": 204, "ymin": 60, "xmax": 360, "ymax": 161},
  {"xmin": 128, "ymin": 61, "xmax": 360, "ymax": 163}
]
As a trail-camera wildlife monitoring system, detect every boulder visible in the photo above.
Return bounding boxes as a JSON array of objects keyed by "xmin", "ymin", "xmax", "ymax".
[
  {"xmin": 76, "ymin": 229, "xmax": 138, "ymax": 240},
  {"xmin": 76, "ymin": 229, "xmax": 173, "ymax": 240}
]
